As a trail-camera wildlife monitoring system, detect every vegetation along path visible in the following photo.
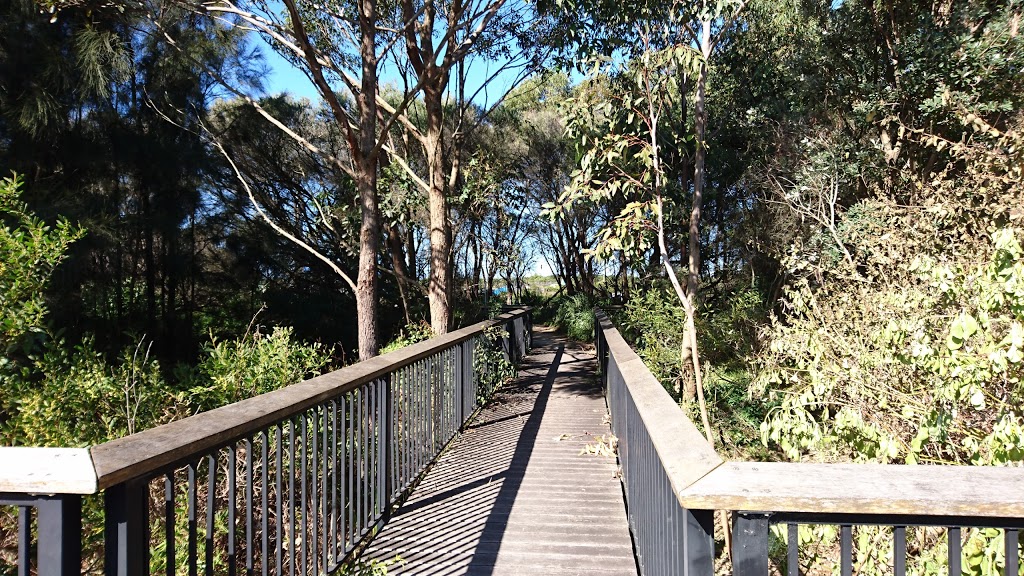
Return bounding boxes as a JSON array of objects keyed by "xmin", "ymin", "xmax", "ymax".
[{"xmin": 364, "ymin": 327, "xmax": 637, "ymax": 576}]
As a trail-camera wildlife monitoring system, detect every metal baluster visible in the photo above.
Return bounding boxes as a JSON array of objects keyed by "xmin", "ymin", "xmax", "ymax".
[
  {"xmin": 301, "ymin": 413, "xmax": 308, "ymax": 576},
  {"xmin": 288, "ymin": 419, "xmax": 296, "ymax": 576},
  {"xmin": 261, "ymin": 431, "xmax": 269, "ymax": 576},
  {"xmin": 229, "ymin": 443, "xmax": 237, "ymax": 576},
  {"xmin": 894, "ymin": 526, "xmax": 906, "ymax": 576},
  {"xmin": 840, "ymin": 525, "xmax": 852, "ymax": 576},
  {"xmin": 949, "ymin": 527, "xmax": 962, "ymax": 576},
  {"xmin": 245, "ymin": 438, "xmax": 253, "ymax": 576},
  {"xmin": 787, "ymin": 523, "xmax": 798, "ymax": 576},
  {"xmin": 188, "ymin": 462, "xmax": 199, "ymax": 576},
  {"xmin": 206, "ymin": 453, "xmax": 217, "ymax": 576},
  {"xmin": 331, "ymin": 399, "xmax": 339, "ymax": 565},
  {"xmin": 1007, "ymin": 529, "xmax": 1019, "ymax": 576},
  {"xmin": 357, "ymin": 387, "xmax": 364, "ymax": 540},
  {"xmin": 321, "ymin": 403, "xmax": 329, "ymax": 573},
  {"xmin": 275, "ymin": 424, "xmax": 283, "ymax": 575},
  {"xmin": 308, "ymin": 410, "xmax": 316, "ymax": 575},
  {"xmin": 17, "ymin": 507, "xmax": 28, "ymax": 576},
  {"xmin": 368, "ymin": 382, "xmax": 376, "ymax": 528},
  {"xmin": 166, "ymin": 474, "xmax": 175, "ymax": 576},
  {"xmin": 346, "ymin": 391, "xmax": 354, "ymax": 549}
]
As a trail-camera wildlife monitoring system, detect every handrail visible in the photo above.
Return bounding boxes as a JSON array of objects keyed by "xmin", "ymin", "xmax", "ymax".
[
  {"xmin": 91, "ymin": 308, "xmax": 530, "ymax": 489},
  {"xmin": 0, "ymin": 307, "xmax": 533, "ymax": 576},
  {"xmin": 596, "ymin": 308, "xmax": 1024, "ymax": 576}
]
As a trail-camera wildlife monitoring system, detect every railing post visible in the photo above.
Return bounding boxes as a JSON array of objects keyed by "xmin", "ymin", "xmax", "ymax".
[
  {"xmin": 455, "ymin": 343, "xmax": 464, "ymax": 426},
  {"xmin": 505, "ymin": 318, "xmax": 515, "ymax": 364},
  {"xmin": 382, "ymin": 373, "xmax": 394, "ymax": 511},
  {"xmin": 105, "ymin": 478, "xmax": 150, "ymax": 576},
  {"xmin": 733, "ymin": 511, "xmax": 772, "ymax": 576},
  {"xmin": 681, "ymin": 508, "xmax": 716, "ymax": 576},
  {"xmin": 35, "ymin": 495, "xmax": 82, "ymax": 576}
]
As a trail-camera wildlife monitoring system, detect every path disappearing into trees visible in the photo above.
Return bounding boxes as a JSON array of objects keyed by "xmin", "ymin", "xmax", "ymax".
[{"xmin": 363, "ymin": 327, "xmax": 638, "ymax": 576}]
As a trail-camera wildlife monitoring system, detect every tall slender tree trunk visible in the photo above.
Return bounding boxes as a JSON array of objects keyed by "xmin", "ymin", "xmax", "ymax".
[
  {"xmin": 387, "ymin": 223, "xmax": 412, "ymax": 325},
  {"xmin": 355, "ymin": 0, "xmax": 380, "ymax": 360},
  {"xmin": 688, "ymin": 23, "xmax": 711, "ymax": 307},
  {"xmin": 425, "ymin": 87, "xmax": 452, "ymax": 334}
]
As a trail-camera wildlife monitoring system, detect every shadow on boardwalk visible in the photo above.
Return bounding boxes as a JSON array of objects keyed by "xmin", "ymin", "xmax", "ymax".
[{"xmin": 363, "ymin": 327, "xmax": 638, "ymax": 576}]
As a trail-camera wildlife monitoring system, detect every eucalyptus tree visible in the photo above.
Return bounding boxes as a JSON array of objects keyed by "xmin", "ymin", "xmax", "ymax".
[{"xmin": 379, "ymin": 0, "xmax": 554, "ymax": 333}]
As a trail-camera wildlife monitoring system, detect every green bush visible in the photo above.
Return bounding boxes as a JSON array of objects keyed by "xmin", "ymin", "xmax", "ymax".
[
  {"xmin": 553, "ymin": 294, "xmax": 594, "ymax": 342},
  {"xmin": 184, "ymin": 326, "xmax": 330, "ymax": 413},
  {"xmin": 380, "ymin": 321, "xmax": 434, "ymax": 354}
]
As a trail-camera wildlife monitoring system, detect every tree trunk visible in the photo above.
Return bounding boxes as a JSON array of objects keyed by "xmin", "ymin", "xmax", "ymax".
[
  {"xmin": 688, "ymin": 23, "xmax": 710, "ymax": 307},
  {"xmin": 386, "ymin": 222, "xmax": 412, "ymax": 325},
  {"xmin": 425, "ymin": 86, "xmax": 452, "ymax": 334},
  {"xmin": 355, "ymin": 0, "xmax": 380, "ymax": 360}
]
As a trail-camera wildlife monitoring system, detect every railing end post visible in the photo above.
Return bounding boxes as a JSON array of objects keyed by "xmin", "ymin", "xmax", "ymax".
[
  {"xmin": 104, "ymin": 478, "xmax": 149, "ymax": 576},
  {"xmin": 35, "ymin": 494, "xmax": 82, "ymax": 576},
  {"xmin": 682, "ymin": 508, "xmax": 715, "ymax": 576},
  {"xmin": 733, "ymin": 511, "xmax": 772, "ymax": 576}
]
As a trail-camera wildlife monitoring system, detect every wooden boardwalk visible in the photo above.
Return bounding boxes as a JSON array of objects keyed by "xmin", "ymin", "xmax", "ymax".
[{"xmin": 363, "ymin": 327, "xmax": 638, "ymax": 576}]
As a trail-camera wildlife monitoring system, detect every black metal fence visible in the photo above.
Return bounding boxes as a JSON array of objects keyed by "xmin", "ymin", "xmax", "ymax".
[
  {"xmin": 0, "ymin": 308, "xmax": 531, "ymax": 576},
  {"xmin": 596, "ymin": 309, "xmax": 1024, "ymax": 576},
  {"xmin": 595, "ymin": 310, "xmax": 719, "ymax": 576}
]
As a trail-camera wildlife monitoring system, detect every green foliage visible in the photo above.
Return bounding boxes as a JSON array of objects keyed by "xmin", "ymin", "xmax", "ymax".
[
  {"xmin": 616, "ymin": 288, "xmax": 775, "ymax": 458},
  {"xmin": 337, "ymin": 555, "xmax": 404, "ymax": 575},
  {"xmin": 184, "ymin": 325, "xmax": 331, "ymax": 413},
  {"xmin": 474, "ymin": 324, "xmax": 516, "ymax": 398},
  {"xmin": 0, "ymin": 174, "xmax": 83, "ymax": 362},
  {"xmin": 380, "ymin": 321, "xmax": 435, "ymax": 354},
  {"xmin": 553, "ymin": 294, "xmax": 595, "ymax": 342},
  {"xmin": 2, "ymin": 337, "xmax": 173, "ymax": 446}
]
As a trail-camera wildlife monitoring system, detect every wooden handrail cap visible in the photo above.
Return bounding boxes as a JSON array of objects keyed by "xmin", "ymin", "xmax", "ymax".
[
  {"xmin": 0, "ymin": 447, "xmax": 97, "ymax": 495},
  {"xmin": 680, "ymin": 461, "xmax": 1024, "ymax": 518}
]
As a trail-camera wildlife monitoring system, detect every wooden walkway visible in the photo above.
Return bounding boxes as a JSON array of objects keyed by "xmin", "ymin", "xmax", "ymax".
[{"xmin": 363, "ymin": 327, "xmax": 638, "ymax": 576}]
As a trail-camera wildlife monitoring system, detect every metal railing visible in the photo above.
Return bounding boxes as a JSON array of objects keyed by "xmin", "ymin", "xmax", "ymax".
[
  {"xmin": 595, "ymin": 309, "xmax": 1024, "ymax": 576},
  {"xmin": 0, "ymin": 308, "xmax": 531, "ymax": 575}
]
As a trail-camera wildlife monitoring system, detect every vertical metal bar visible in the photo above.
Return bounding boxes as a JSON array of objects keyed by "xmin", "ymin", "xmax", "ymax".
[
  {"xmin": 261, "ymin": 432, "xmax": 269, "ymax": 576},
  {"xmin": 275, "ymin": 425, "xmax": 283, "ymax": 576},
  {"xmin": 787, "ymin": 523, "xmax": 798, "ymax": 576},
  {"xmin": 367, "ymin": 383, "xmax": 374, "ymax": 530},
  {"xmin": 288, "ymin": 419, "xmax": 296, "ymax": 576},
  {"xmin": 356, "ymin": 387, "xmax": 364, "ymax": 539},
  {"xmin": 894, "ymin": 526, "xmax": 906, "ymax": 576},
  {"xmin": 106, "ymin": 478, "xmax": 149, "ymax": 576},
  {"xmin": 36, "ymin": 495, "xmax": 83, "ymax": 576},
  {"xmin": 18, "ymin": 506, "xmax": 29, "ymax": 576},
  {"xmin": 427, "ymin": 355, "xmax": 435, "ymax": 453},
  {"xmin": 206, "ymin": 453, "xmax": 217, "ymax": 576},
  {"xmin": 166, "ymin": 474, "xmax": 176, "ymax": 576},
  {"xmin": 347, "ymin": 392, "xmax": 354, "ymax": 553},
  {"xmin": 188, "ymin": 463, "xmax": 198, "ymax": 576},
  {"xmin": 1006, "ymin": 529, "xmax": 1019, "ymax": 576},
  {"xmin": 947, "ymin": 527, "xmax": 962, "ymax": 576},
  {"xmin": 321, "ymin": 403, "xmax": 329, "ymax": 573},
  {"xmin": 385, "ymin": 374, "xmax": 394, "ymax": 507},
  {"xmin": 229, "ymin": 443, "xmax": 237, "ymax": 576},
  {"xmin": 300, "ymin": 414, "xmax": 308, "ymax": 576},
  {"xmin": 245, "ymin": 438, "xmax": 253, "ymax": 576},
  {"xmin": 840, "ymin": 525, "xmax": 852, "ymax": 576},
  {"xmin": 301, "ymin": 407, "xmax": 309, "ymax": 573},
  {"xmin": 331, "ymin": 399, "xmax": 339, "ymax": 565},
  {"xmin": 732, "ymin": 512, "xmax": 770, "ymax": 576}
]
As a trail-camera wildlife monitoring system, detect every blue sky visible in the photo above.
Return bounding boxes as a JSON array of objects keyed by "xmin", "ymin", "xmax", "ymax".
[{"xmin": 257, "ymin": 37, "xmax": 535, "ymax": 110}]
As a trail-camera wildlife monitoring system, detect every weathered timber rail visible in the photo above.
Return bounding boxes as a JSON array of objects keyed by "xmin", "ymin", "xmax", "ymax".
[
  {"xmin": 0, "ymin": 309, "xmax": 531, "ymax": 575},
  {"xmin": 595, "ymin": 309, "xmax": 1024, "ymax": 576}
]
